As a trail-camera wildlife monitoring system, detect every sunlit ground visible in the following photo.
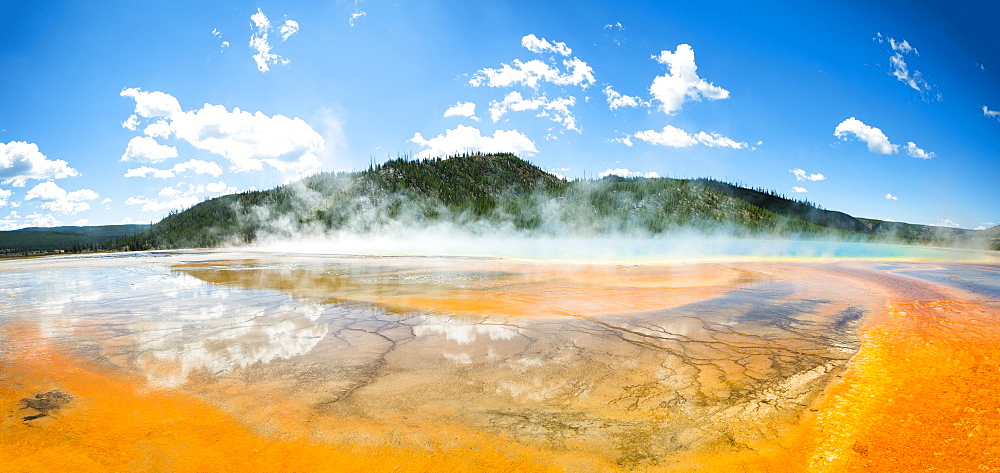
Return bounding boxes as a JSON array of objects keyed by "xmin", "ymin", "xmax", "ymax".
[{"xmin": 1, "ymin": 244, "xmax": 998, "ymax": 471}]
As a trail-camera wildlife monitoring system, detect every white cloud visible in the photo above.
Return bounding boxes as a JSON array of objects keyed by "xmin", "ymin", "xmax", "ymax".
[
  {"xmin": 121, "ymin": 217, "xmax": 134, "ymax": 224},
  {"xmin": 789, "ymin": 168, "xmax": 826, "ymax": 181},
  {"xmin": 120, "ymin": 88, "xmax": 182, "ymax": 119},
  {"xmin": 874, "ymin": 33, "xmax": 938, "ymax": 100},
  {"xmin": 249, "ymin": 8, "xmax": 294, "ymax": 72},
  {"xmin": 933, "ymin": 218, "xmax": 960, "ymax": 228},
  {"xmin": 469, "ymin": 37, "xmax": 595, "ymax": 90},
  {"xmin": 604, "ymin": 22, "xmax": 624, "ymax": 31},
  {"xmin": 121, "ymin": 88, "xmax": 325, "ymax": 176},
  {"xmin": 0, "ymin": 211, "xmax": 19, "ymax": 230},
  {"xmin": 603, "ymin": 86, "xmax": 648, "ymax": 110},
  {"xmin": 212, "ymin": 28, "xmax": 230, "ymax": 50},
  {"xmin": 122, "ymin": 114, "xmax": 140, "ymax": 130},
  {"xmin": 488, "ymin": 91, "xmax": 579, "ymax": 132},
  {"xmin": 279, "ymin": 20, "xmax": 299, "ymax": 41},
  {"xmin": 124, "ymin": 159, "xmax": 223, "ymax": 179},
  {"xmin": 120, "ymin": 136, "xmax": 178, "ymax": 163},
  {"xmin": 599, "ymin": 168, "xmax": 659, "ymax": 179},
  {"xmin": 443, "ymin": 102, "xmax": 478, "ymax": 120},
  {"xmin": 0, "ymin": 141, "xmax": 80, "ymax": 187},
  {"xmin": 410, "ymin": 125, "xmax": 538, "ymax": 159},
  {"xmin": 974, "ymin": 222, "xmax": 996, "ymax": 230},
  {"xmin": 26, "ymin": 213, "xmax": 60, "ymax": 228},
  {"xmin": 521, "ymin": 34, "xmax": 571, "ymax": 56},
  {"xmin": 73, "ymin": 218, "xmax": 88, "ymax": 226},
  {"xmin": 0, "ymin": 188, "xmax": 11, "ymax": 207},
  {"xmin": 349, "ymin": 11, "xmax": 366, "ymax": 26},
  {"xmin": 349, "ymin": 0, "xmax": 366, "ymax": 27},
  {"xmin": 609, "ymin": 135, "xmax": 634, "ymax": 147},
  {"xmin": 24, "ymin": 181, "xmax": 99, "ymax": 215},
  {"xmin": 648, "ymin": 44, "xmax": 729, "ymax": 115},
  {"xmin": 983, "ymin": 105, "xmax": 1000, "ymax": 121},
  {"xmin": 631, "ymin": 125, "xmax": 747, "ymax": 149},
  {"xmin": 904, "ymin": 141, "xmax": 935, "ymax": 159},
  {"xmin": 791, "ymin": 187, "xmax": 808, "ymax": 193},
  {"xmin": 125, "ymin": 195, "xmax": 201, "ymax": 213},
  {"xmin": 833, "ymin": 117, "xmax": 898, "ymax": 155},
  {"xmin": 470, "ymin": 58, "xmax": 595, "ymax": 89},
  {"xmin": 885, "ymin": 193, "xmax": 898, "ymax": 200},
  {"xmin": 126, "ymin": 181, "xmax": 237, "ymax": 213}
]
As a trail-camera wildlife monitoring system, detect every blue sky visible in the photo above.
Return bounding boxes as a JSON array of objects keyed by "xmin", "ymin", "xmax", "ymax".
[{"xmin": 1, "ymin": 0, "xmax": 997, "ymax": 230}]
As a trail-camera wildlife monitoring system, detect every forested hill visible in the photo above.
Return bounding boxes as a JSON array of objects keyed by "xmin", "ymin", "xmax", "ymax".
[
  {"xmin": 0, "ymin": 224, "xmax": 149, "ymax": 256},
  {"xmin": 108, "ymin": 153, "xmax": 994, "ymax": 251}
]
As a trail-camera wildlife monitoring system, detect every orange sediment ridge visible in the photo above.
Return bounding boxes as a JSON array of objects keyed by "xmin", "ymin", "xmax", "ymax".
[
  {"xmin": 4, "ymin": 258, "xmax": 999, "ymax": 472},
  {"xmin": 0, "ymin": 321, "xmax": 575, "ymax": 473},
  {"xmin": 795, "ymin": 297, "xmax": 1000, "ymax": 472},
  {"xmin": 628, "ymin": 271, "xmax": 1000, "ymax": 472}
]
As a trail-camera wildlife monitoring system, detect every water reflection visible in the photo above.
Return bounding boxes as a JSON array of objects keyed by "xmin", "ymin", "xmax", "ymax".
[{"xmin": 2, "ymin": 251, "xmax": 997, "ymax": 471}]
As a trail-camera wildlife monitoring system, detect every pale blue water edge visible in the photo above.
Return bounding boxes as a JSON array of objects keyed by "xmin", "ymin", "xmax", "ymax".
[{"xmin": 255, "ymin": 235, "xmax": 996, "ymax": 262}]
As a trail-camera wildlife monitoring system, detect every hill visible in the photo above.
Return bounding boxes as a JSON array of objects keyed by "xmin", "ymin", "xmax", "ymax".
[
  {"xmin": 107, "ymin": 153, "xmax": 995, "ymax": 251},
  {"xmin": 0, "ymin": 224, "xmax": 150, "ymax": 256}
]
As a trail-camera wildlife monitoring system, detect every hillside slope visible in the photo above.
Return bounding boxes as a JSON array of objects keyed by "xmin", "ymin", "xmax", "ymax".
[
  {"xmin": 0, "ymin": 224, "xmax": 149, "ymax": 255},
  {"xmin": 108, "ymin": 153, "xmax": 993, "ymax": 251}
]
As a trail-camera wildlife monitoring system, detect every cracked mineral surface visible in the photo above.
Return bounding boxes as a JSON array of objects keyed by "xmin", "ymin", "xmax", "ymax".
[{"xmin": 0, "ymin": 250, "xmax": 997, "ymax": 471}]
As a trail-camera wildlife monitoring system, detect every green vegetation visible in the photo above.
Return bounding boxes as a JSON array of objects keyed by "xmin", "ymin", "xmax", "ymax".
[
  {"xmin": 86, "ymin": 153, "xmax": 995, "ymax": 252},
  {"xmin": 0, "ymin": 225, "xmax": 149, "ymax": 256}
]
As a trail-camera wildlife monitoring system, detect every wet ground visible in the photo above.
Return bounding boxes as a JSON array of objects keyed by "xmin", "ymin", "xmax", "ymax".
[{"xmin": 1, "ymin": 250, "xmax": 998, "ymax": 471}]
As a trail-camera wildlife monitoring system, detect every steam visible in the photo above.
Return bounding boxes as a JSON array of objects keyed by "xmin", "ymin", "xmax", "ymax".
[{"xmin": 212, "ymin": 170, "xmax": 992, "ymax": 262}]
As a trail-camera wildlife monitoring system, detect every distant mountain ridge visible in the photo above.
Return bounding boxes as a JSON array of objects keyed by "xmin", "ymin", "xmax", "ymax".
[
  {"xmin": 105, "ymin": 153, "xmax": 994, "ymax": 251},
  {"xmin": 0, "ymin": 224, "xmax": 149, "ymax": 255}
]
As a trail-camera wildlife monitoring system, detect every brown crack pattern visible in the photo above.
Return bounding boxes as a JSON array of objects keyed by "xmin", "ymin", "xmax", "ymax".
[{"xmin": 0, "ymin": 252, "xmax": 997, "ymax": 471}]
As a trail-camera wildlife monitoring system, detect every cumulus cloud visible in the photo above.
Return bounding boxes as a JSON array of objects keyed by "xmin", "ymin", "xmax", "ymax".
[
  {"xmin": 874, "ymin": 33, "xmax": 939, "ymax": 100},
  {"xmin": 791, "ymin": 187, "xmax": 808, "ymax": 193},
  {"xmin": 121, "ymin": 88, "xmax": 325, "ymax": 177},
  {"xmin": 833, "ymin": 117, "xmax": 898, "ymax": 155},
  {"xmin": 25, "ymin": 213, "xmax": 60, "ymax": 228},
  {"xmin": 904, "ymin": 141, "xmax": 935, "ymax": 159},
  {"xmin": 124, "ymin": 159, "xmax": 223, "ymax": 179},
  {"xmin": 25, "ymin": 181, "xmax": 99, "ymax": 215},
  {"xmin": 470, "ymin": 34, "xmax": 595, "ymax": 89},
  {"xmin": 599, "ymin": 168, "xmax": 660, "ymax": 179},
  {"xmin": 608, "ymin": 135, "xmax": 634, "ymax": 147},
  {"xmin": 885, "ymin": 193, "xmax": 898, "ymax": 200},
  {"xmin": 470, "ymin": 58, "xmax": 595, "ymax": 89},
  {"xmin": 933, "ymin": 218, "xmax": 960, "ymax": 228},
  {"xmin": 789, "ymin": 168, "xmax": 826, "ymax": 181},
  {"xmin": 488, "ymin": 91, "xmax": 579, "ymax": 132},
  {"xmin": 410, "ymin": 125, "xmax": 538, "ymax": 159},
  {"xmin": 120, "ymin": 88, "xmax": 182, "ymax": 119},
  {"xmin": 648, "ymin": 44, "xmax": 729, "ymax": 115},
  {"xmin": 521, "ymin": 34, "xmax": 571, "ymax": 56},
  {"xmin": 983, "ymin": 105, "xmax": 1000, "ymax": 121},
  {"xmin": 0, "ymin": 188, "xmax": 11, "ymax": 207},
  {"xmin": 443, "ymin": 102, "xmax": 478, "ymax": 120},
  {"xmin": 603, "ymin": 86, "xmax": 648, "ymax": 110},
  {"xmin": 279, "ymin": 20, "xmax": 299, "ymax": 41},
  {"xmin": 249, "ymin": 8, "xmax": 295, "ymax": 72},
  {"xmin": 0, "ymin": 141, "xmax": 80, "ymax": 187},
  {"xmin": 120, "ymin": 136, "xmax": 178, "ymax": 163},
  {"xmin": 631, "ymin": 125, "xmax": 747, "ymax": 149},
  {"xmin": 126, "ymin": 181, "xmax": 237, "ymax": 213}
]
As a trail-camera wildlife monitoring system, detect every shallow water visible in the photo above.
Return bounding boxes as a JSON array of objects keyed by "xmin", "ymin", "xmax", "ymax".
[{"xmin": 1, "ymin": 250, "xmax": 998, "ymax": 471}]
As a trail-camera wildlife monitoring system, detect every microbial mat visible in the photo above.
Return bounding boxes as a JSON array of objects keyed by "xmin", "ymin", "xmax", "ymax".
[{"xmin": 1, "ymin": 250, "xmax": 998, "ymax": 471}]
